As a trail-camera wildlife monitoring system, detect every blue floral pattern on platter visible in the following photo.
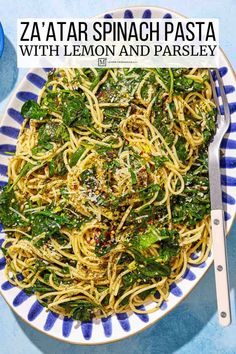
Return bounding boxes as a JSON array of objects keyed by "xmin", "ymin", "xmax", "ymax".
[{"xmin": 0, "ymin": 7, "xmax": 236, "ymax": 345}]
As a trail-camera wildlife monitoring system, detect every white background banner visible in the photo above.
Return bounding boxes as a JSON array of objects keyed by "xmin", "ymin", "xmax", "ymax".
[{"xmin": 17, "ymin": 18, "xmax": 219, "ymax": 68}]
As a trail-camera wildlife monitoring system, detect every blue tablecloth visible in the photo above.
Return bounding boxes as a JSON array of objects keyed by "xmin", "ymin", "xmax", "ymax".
[{"xmin": 0, "ymin": 1, "xmax": 235, "ymax": 353}]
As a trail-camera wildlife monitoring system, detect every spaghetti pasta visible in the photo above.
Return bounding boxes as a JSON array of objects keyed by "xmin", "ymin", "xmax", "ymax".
[{"xmin": 0, "ymin": 68, "xmax": 216, "ymax": 321}]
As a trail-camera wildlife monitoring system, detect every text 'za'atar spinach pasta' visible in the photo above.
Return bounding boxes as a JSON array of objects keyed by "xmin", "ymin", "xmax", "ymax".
[{"xmin": 0, "ymin": 68, "xmax": 216, "ymax": 320}]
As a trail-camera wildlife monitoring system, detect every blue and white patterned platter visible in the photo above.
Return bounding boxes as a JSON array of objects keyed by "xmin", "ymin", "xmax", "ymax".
[{"xmin": 0, "ymin": 6, "xmax": 236, "ymax": 345}]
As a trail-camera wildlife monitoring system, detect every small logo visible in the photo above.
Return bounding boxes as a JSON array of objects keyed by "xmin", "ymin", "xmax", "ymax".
[{"xmin": 98, "ymin": 58, "xmax": 107, "ymax": 67}]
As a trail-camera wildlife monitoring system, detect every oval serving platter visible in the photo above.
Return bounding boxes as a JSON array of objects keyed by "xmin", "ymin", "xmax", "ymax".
[{"xmin": 0, "ymin": 6, "xmax": 236, "ymax": 345}]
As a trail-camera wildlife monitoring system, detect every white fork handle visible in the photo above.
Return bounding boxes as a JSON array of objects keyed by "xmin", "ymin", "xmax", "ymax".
[{"xmin": 211, "ymin": 209, "xmax": 231, "ymax": 326}]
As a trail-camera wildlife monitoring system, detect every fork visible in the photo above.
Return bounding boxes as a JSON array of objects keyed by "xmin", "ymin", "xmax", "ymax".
[{"xmin": 208, "ymin": 68, "xmax": 231, "ymax": 326}]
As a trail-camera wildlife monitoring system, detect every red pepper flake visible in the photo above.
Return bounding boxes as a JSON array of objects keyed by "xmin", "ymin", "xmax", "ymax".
[{"xmin": 94, "ymin": 236, "xmax": 100, "ymax": 245}]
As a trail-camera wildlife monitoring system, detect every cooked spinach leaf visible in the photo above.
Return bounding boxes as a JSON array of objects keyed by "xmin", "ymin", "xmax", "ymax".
[
  {"xmin": 21, "ymin": 100, "xmax": 47, "ymax": 120},
  {"xmin": 62, "ymin": 95, "xmax": 91, "ymax": 127},
  {"xmin": 80, "ymin": 167, "xmax": 97, "ymax": 189},
  {"xmin": 70, "ymin": 146, "xmax": 86, "ymax": 167},
  {"xmin": 136, "ymin": 225, "xmax": 172, "ymax": 250},
  {"xmin": 174, "ymin": 77, "xmax": 204, "ymax": 93},
  {"xmin": 138, "ymin": 260, "xmax": 171, "ymax": 277},
  {"xmin": 139, "ymin": 184, "xmax": 160, "ymax": 200},
  {"xmin": 38, "ymin": 122, "xmax": 69, "ymax": 145},
  {"xmin": 13, "ymin": 162, "xmax": 35, "ymax": 187},
  {"xmin": 0, "ymin": 184, "xmax": 24, "ymax": 227},
  {"xmin": 31, "ymin": 143, "xmax": 53, "ymax": 155},
  {"xmin": 152, "ymin": 155, "xmax": 168, "ymax": 169},
  {"xmin": 171, "ymin": 151, "xmax": 210, "ymax": 226},
  {"xmin": 175, "ymin": 137, "xmax": 188, "ymax": 162},
  {"xmin": 49, "ymin": 152, "xmax": 67, "ymax": 177},
  {"xmin": 28, "ymin": 207, "xmax": 85, "ymax": 246},
  {"xmin": 60, "ymin": 300, "xmax": 97, "ymax": 321}
]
